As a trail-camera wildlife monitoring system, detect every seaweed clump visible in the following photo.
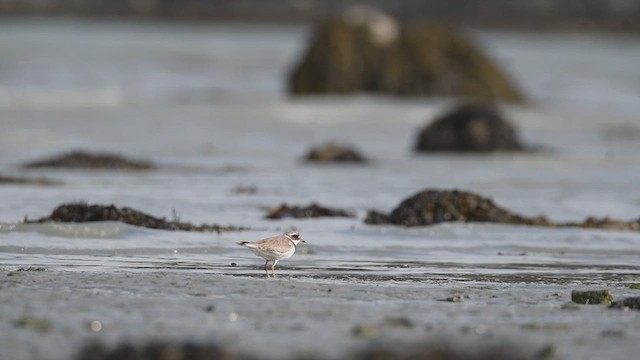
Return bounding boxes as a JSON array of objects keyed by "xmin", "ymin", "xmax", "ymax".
[
  {"xmin": 28, "ymin": 203, "xmax": 248, "ymax": 233},
  {"xmin": 266, "ymin": 203, "xmax": 355, "ymax": 219},
  {"xmin": 365, "ymin": 188, "xmax": 640, "ymax": 231},
  {"xmin": 415, "ymin": 103, "xmax": 524, "ymax": 152},
  {"xmin": 24, "ymin": 151, "xmax": 154, "ymax": 171},
  {"xmin": 289, "ymin": 7, "xmax": 524, "ymax": 103}
]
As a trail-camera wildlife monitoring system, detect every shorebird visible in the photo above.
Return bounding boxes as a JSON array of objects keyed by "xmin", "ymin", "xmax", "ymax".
[{"xmin": 238, "ymin": 231, "xmax": 306, "ymax": 277}]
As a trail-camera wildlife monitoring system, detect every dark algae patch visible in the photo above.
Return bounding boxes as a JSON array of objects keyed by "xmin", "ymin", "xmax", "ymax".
[
  {"xmin": 365, "ymin": 188, "xmax": 640, "ymax": 231},
  {"xmin": 266, "ymin": 203, "xmax": 355, "ymax": 219},
  {"xmin": 23, "ymin": 151, "xmax": 154, "ymax": 171},
  {"xmin": 28, "ymin": 203, "xmax": 248, "ymax": 233},
  {"xmin": 571, "ymin": 290, "xmax": 614, "ymax": 305},
  {"xmin": 415, "ymin": 103, "xmax": 524, "ymax": 152}
]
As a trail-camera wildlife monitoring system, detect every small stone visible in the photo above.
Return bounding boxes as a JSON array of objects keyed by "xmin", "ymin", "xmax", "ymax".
[
  {"xmin": 571, "ymin": 290, "xmax": 614, "ymax": 305},
  {"xmin": 304, "ymin": 143, "xmax": 369, "ymax": 163},
  {"xmin": 89, "ymin": 320, "xmax": 103, "ymax": 332},
  {"xmin": 352, "ymin": 325, "xmax": 379, "ymax": 337},
  {"xmin": 446, "ymin": 295, "xmax": 464, "ymax": 303},
  {"xmin": 230, "ymin": 263, "xmax": 237, "ymax": 267}
]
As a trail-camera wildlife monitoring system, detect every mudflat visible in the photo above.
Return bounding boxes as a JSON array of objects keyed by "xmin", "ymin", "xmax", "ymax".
[{"xmin": 1, "ymin": 268, "xmax": 639, "ymax": 360}]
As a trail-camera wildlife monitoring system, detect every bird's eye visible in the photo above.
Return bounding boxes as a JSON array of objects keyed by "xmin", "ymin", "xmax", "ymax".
[{"xmin": 292, "ymin": 233, "xmax": 299, "ymax": 239}]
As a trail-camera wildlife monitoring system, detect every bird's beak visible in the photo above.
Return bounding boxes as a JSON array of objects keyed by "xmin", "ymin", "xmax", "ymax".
[{"xmin": 300, "ymin": 239, "xmax": 306, "ymax": 243}]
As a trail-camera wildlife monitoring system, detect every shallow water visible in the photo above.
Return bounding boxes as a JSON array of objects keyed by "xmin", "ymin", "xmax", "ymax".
[{"xmin": 1, "ymin": 19, "xmax": 640, "ymax": 360}]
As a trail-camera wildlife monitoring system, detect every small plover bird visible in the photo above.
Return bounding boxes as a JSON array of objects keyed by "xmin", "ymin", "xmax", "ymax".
[{"xmin": 238, "ymin": 231, "xmax": 306, "ymax": 277}]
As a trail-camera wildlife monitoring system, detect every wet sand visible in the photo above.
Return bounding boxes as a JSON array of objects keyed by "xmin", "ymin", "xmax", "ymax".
[{"xmin": 1, "ymin": 268, "xmax": 639, "ymax": 360}]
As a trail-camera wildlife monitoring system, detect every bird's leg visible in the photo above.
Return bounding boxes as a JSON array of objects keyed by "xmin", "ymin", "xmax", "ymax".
[
  {"xmin": 271, "ymin": 260, "xmax": 278, "ymax": 277},
  {"xmin": 264, "ymin": 259, "xmax": 270, "ymax": 277}
]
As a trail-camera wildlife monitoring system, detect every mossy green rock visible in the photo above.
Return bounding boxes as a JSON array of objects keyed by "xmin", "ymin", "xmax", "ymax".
[
  {"xmin": 571, "ymin": 290, "xmax": 614, "ymax": 305},
  {"xmin": 289, "ymin": 18, "xmax": 525, "ymax": 103}
]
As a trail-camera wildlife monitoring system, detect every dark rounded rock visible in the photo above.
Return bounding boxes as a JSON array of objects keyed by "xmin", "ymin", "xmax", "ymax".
[
  {"xmin": 24, "ymin": 151, "xmax": 154, "ymax": 171},
  {"xmin": 289, "ymin": 8, "xmax": 525, "ymax": 103},
  {"xmin": 305, "ymin": 143, "xmax": 369, "ymax": 163},
  {"xmin": 415, "ymin": 103, "xmax": 523, "ymax": 152}
]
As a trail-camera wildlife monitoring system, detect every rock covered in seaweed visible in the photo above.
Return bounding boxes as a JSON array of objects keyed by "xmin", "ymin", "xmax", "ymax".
[
  {"xmin": 365, "ymin": 189, "xmax": 548, "ymax": 227},
  {"xmin": 365, "ymin": 188, "xmax": 640, "ymax": 231},
  {"xmin": 304, "ymin": 143, "xmax": 369, "ymax": 163},
  {"xmin": 266, "ymin": 203, "xmax": 355, "ymax": 219},
  {"xmin": 288, "ymin": 7, "xmax": 525, "ymax": 103},
  {"xmin": 29, "ymin": 203, "xmax": 247, "ymax": 233},
  {"xmin": 24, "ymin": 151, "xmax": 154, "ymax": 171},
  {"xmin": 415, "ymin": 103, "xmax": 524, "ymax": 152}
]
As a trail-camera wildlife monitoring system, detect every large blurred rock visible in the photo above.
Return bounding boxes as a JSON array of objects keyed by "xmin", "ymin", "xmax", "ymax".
[
  {"xmin": 289, "ymin": 7, "xmax": 525, "ymax": 103},
  {"xmin": 415, "ymin": 103, "xmax": 523, "ymax": 152}
]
